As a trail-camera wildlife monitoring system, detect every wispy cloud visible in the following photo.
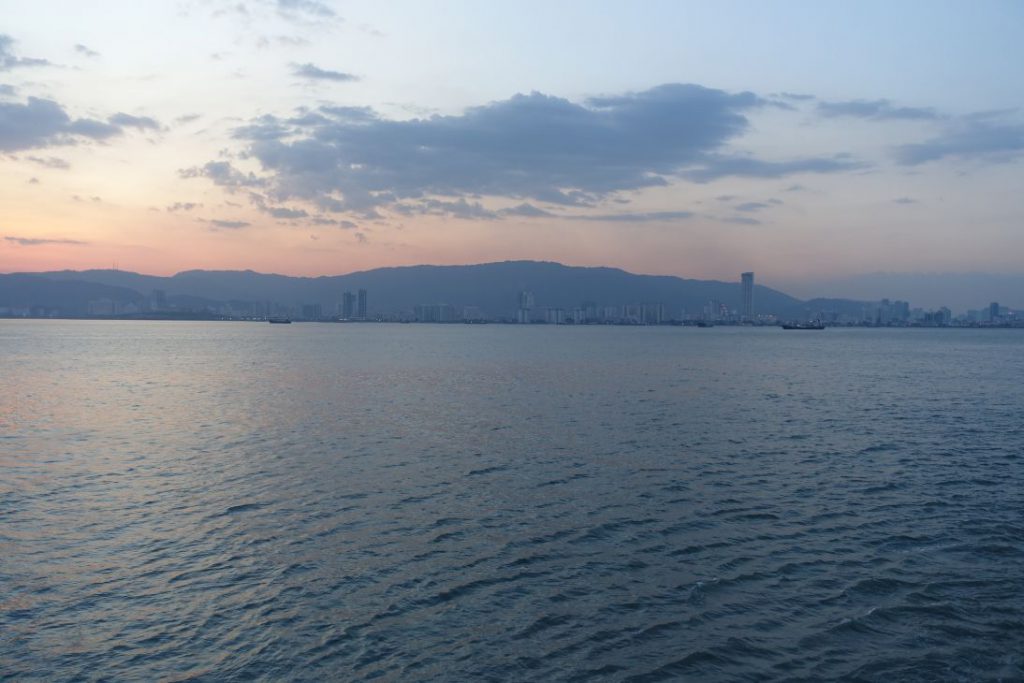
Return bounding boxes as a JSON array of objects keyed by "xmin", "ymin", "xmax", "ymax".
[
  {"xmin": 74, "ymin": 43, "xmax": 100, "ymax": 58},
  {"xmin": 179, "ymin": 161, "xmax": 266, "ymax": 189},
  {"xmin": 500, "ymin": 203, "xmax": 556, "ymax": 218},
  {"xmin": 4, "ymin": 235, "xmax": 87, "ymax": 246},
  {"xmin": 681, "ymin": 155, "xmax": 863, "ymax": 183},
  {"xmin": 817, "ymin": 99, "xmax": 938, "ymax": 121},
  {"xmin": 265, "ymin": 206, "xmax": 309, "ymax": 219},
  {"xmin": 25, "ymin": 155, "xmax": 70, "ymax": 169},
  {"xmin": 207, "ymin": 219, "xmax": 251, "ymax": 229},
  {"xmin": 256, "ymin": 35, "xmax": 311, "ymax": 49},
  {"xmin": 0, "ymin": 34, "xmax": 51, "ymax": 70},
  {"xmin": 292, "ymin": 63, "xmax": 357, "ymax": 82},
  {"xmin": 721, "ymin": 216, "xmax": 761, "ymax": 225},
  {"xmin": 566, "ymin": 210, "xmax": 695, "ymax": 222},
  {"xmin": 108, "ymin": 112, "xmax": 161, "ymax": 130},
  {"xmin": 277, "ymin": 0, "xmax": 337, "ymax": 20},
  {"xmin": 893, "ymin": 115, "xmax": 1024, "ymax": 166}
]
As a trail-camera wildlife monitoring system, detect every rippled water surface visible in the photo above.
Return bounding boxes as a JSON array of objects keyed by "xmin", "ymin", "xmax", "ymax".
[{"xmin": 2, "ymin": 321, "xmax": 1023, "ymax": 681}]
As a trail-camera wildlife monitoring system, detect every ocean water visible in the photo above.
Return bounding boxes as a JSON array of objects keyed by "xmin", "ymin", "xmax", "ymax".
[{"xmin": 2, "ymin": 320, "xmax": 1022, "ymax": 681}]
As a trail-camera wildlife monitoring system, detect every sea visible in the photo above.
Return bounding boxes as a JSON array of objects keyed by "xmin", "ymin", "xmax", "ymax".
[{"xmin": 2, "ymin": 320, "xmax": 1022, "ymax": 681}]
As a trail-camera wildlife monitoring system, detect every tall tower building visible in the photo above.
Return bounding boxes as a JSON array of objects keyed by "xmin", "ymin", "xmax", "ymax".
[
  {"xmin": 341, "ymin": 291, "xmax": 355, "ymax": 319},
  {"xmin": 357, "ymin": 289, "xmax": 368, "ymax": 320},
  {"xmin": 516, "ymin": 290, "xmax": 534, "ymax": 323},
  {"xmin": 741, "ymin": 272, "xmax": 754, "ymax": 321}
]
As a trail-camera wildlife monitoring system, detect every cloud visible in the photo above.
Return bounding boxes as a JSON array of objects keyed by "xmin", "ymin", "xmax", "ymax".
[
  {"xmin": 681, "ymin": 155, "xmax": 863, "ymax": 183},
  {"xmin": 393, "ymin": 198, "xmax": 499, "ymax": 220},
  {"xmin": 0, "ymin": 34, "xmax": 51, "ymax": 70},
  {"xmin": 776, "ymin": 92, "xmax": 815, "ymax": 101},
  {"xmin": 66, "ymin": 118, "xmax": 121, "ymax": 139},
  {"xmin": 218, "ymin": 84, "xmax": 767, "ymax": 211},
  {"xmin": 167, "ymin": 202, "xmax": 200, "ymax": 212},
  {"xmin": 265, "ymin": 205, "xmax": 309, "ymax": 219},
  {"xmin": 817, "ymin": 99, "xmax": 938, "ymax": 121},
  {"xmin": 0, "ymin": 84, "xmax": 15, "ymax": 96},
  {"xmin": 232, "ymin": 114, "xmax": 292, "ymax": 140},
  {"xmin": 109, "ymin": 112, "xmax": 161, "ymax": 130},
  {"xmin": 74, "ymin": 43, "xmax": 100, "ymax": 58},
  {"xmin": 354, "ymin": 231, "xmax": 367, "ymax": 243},
  {"xmin": 175, "ymin": 113, "xmax": 201, "ymax": 125},
  {"xmin": 188, "ymin": 83, "xmax": 869, "ymax": 218},
  {"xmin": 277, "ymin": 0, "xmax": 337, "ymax": 19},
  {"xmin": 566, "ymin": 210, "xmax": 695, "ymax": 222},
  {"xmin": 25, "ymin": 155, "xmax": 70, "ymax": 169},
  {"xmin": 893, "ymin": 197, "xmax": 917, "ymax": 204},
  {"xmin": 0, "ymin": 97, "xmax": 122, "ymax": 151},
  {"xmin": 338, "ymin": 219, "xmax": 357, "ymax": 229},
  {"xmin": 207, "ymin": 219, "xmax": 251, "ymax": 229},
  {"xmin": 500, "ymin": 203, "xmax": 556, "ymax": 218},
  {"xmin": 721, "ymin": 216, "xmax": 761, "ymax": 225},
  {"xmin": 291, "ymin": 62, "xmax": 358, "ymax": 82},
  {"xmin": 5, "ymin": 235, "xmax": 87, "ymax": 246},
  {"xmin": 179, "ymin": 161, "xmax": 266, "ymax": 188},
  {"xmin": 735, "ymin": 201, "xmax": 770, "ymax": 212},
  {"xmin": 781, "ymin": 184, "xmax": 806, "ymax": 192},
  {"xmin": 27, "ymin": 177, "xmax": 38, "ymax": 184},
  {"xmin": 257, "ymin": 35, "xmax": 311, "ymax": 49},
  {"xmin": 893, "ymin": 116, "xmax": 1024, "ymax": 166}
]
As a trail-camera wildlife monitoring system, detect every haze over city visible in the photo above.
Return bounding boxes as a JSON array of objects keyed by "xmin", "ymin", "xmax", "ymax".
[{"xmin": 1, "ymin": 0, "xmax": 1022, "ymax": 302}]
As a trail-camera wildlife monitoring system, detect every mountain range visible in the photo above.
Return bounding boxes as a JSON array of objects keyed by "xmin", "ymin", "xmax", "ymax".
[{"xmin": 1, "ymin": 260, "xmax": 875, "ymax": 319}]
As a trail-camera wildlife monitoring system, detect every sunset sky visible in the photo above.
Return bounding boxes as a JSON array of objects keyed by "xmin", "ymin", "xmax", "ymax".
[{"xmin": 1, "ymin": 0, "xmax": 1022, "ymax": 291}]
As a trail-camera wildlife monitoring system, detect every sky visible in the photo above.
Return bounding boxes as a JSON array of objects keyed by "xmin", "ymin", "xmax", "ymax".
[{"xmin": 1, "ymin": 0, "xmax": 1022, "ymax": 293}]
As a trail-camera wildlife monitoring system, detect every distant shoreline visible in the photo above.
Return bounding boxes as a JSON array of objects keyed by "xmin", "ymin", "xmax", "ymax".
[{"xmin": 2, "ymin": 316, "xmax": 1022, "ymax": 330}]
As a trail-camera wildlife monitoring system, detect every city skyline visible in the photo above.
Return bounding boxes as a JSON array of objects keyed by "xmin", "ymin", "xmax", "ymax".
[
  {"xmin": 2, "ymin": 1, "xmax": 1023, "ymax": 292},
  {"xmin": 1, "ymin": 260, "xmax": 1016, "ymax": 325}
]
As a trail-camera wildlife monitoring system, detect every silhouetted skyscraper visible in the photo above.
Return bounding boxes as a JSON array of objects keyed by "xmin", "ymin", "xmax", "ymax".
[
  {"xmin": 341, "ymin": 291, "xmax": 355, "ymax": 319},
  {"xmin": 989, "ymin": 301, "xmax": 1000, "ymax": 321},
  {"xmin": 741, "ymin": 272, "xmax": 754, "ymax": 321},
  {"xmin": 517, "ymin": 290, "xmax": 534, "ymax": 323},
  {"xmin": 357, "ymin": 289, "xmax": 368, "ymax": 319}
]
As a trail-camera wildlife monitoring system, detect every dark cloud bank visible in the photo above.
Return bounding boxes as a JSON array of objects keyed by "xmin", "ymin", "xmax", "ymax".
[
  {"xmin": 0, "ymin": 96, "xmax": 161, "ymax": 152},
  {"xmin": 184, "ymin": 83, "xmax": 861, "ymax": 219}
]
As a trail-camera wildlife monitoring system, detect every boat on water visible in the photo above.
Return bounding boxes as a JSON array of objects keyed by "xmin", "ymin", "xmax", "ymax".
[
  {"xmin": 782, "ymin": 321, "xmax": 825, "ymax": 330},
  {"xmin": 267, "ymin": 316, "xmax": 292, "ymax": 324}
]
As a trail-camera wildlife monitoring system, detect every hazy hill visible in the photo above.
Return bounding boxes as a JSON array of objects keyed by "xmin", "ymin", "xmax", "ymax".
[
  {"xmin": 17, "ymin": 261, "xmax": 810, "ymax": 317},
  {"xmin": 0, "ymin": 274, "xmax": 144, "ymax": 313}
]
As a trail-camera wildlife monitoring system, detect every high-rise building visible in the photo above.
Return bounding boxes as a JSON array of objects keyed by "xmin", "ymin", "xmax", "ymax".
[
  {"xmin": 642, "ymin": 303, "xmax": 665, "ymax": 325},
  {"xmin": 989, "ymin": 301, "xmax": 1000, "ymax": 322},
  {"xmin": 357, "ymin": 289, "xmax": 368, "ymax": 319},
  {"xmin": 341, "ymin": 291, "xmax": 355, "ymax": 319},
  {"xmin": 516, "ymin": 290, "xmax": 534, "ymax": 323},
  {"xmin": 741, "ymin": 272, "xmax": 754, "ymax": 321}
]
